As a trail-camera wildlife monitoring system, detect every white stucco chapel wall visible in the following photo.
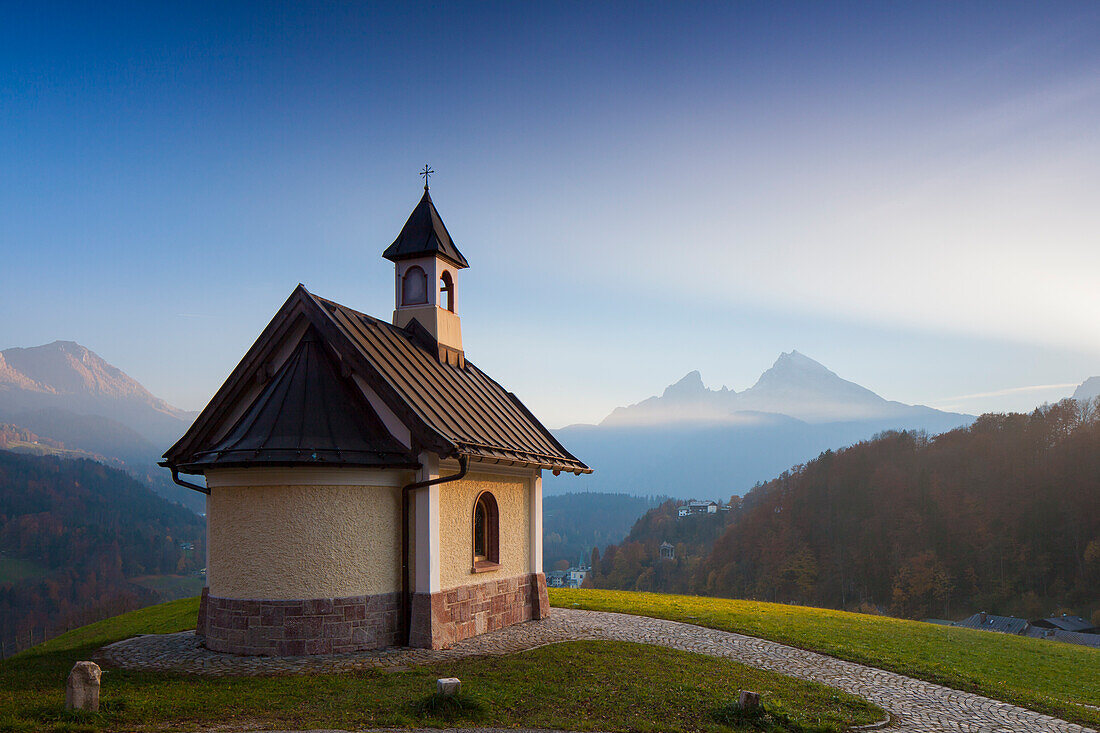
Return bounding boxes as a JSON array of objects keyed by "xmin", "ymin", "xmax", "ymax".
[
  {"xmin": 204, "ymin": 468, "xmax": 409, "ymax": 600},
  {"xmin": 204, "ymin": 461, "xmax": 543, "ymax": 602}
]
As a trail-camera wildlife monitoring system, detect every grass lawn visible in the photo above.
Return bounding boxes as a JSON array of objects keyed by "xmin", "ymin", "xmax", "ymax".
[
  {"xmin": 0, "ymin": 597, "xmax": 882, "ymax": 733},
  {"xmin": 0, "ymin": 557, "xmax": 47, "ymax": 584},
  {"xmin": 551, "ymin": 588, "xmax": 1100, "ymax": 727}
]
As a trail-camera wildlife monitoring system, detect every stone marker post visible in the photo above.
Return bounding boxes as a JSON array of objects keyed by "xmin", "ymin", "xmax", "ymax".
[
  {"xmin": 737, "ymin": 689, "xmax": 760, "ymax": 710},
  {"xmin": 66, "ymin": 661, "xmax": 102, "ymax": 712}
]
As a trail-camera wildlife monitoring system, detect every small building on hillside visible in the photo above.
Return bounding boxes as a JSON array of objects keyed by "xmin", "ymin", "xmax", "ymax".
[
  {"xmin": 679, "ymin": 500, "xmax": 718, "ymax": 518},
  {"xmin": 1028, "ymin": 615, "xmax": 1097, "ymax": 634},
  {"xmin": 162, "ymin": 184, "xmax": 591, "ymax": 655},
  {"xmin": 952, "ymin": 611, "xmax": 1100, "ymax": 649},
  {"xmin": 955, "ymin": 612, "xmax": 1030, "ymax": 635},
  {"xmin": 659, "ymin": 541, "xmax": 675, "ymax": 560},
  {"xmin": 1025, "ymin": 627, "xmax": 1100, "ymax": 648}
]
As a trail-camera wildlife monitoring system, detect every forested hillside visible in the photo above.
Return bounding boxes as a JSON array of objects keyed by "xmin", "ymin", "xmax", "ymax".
[
  {"xmin": 542, "ymin": 492, "xmax": 664, "ymax": 570},
  {"xmin": 0, "ymin": 451, "xmax": 205, "ymax": 656},
  {"xmin": 589, "ymin": 399, "xmax": 1100, "ymax": 622}
]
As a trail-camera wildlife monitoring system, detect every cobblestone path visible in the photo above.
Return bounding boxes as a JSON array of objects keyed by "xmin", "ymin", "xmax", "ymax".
[{"xmin": 98, "ymin": 608, "xmax": 1096, "ymax": 733}]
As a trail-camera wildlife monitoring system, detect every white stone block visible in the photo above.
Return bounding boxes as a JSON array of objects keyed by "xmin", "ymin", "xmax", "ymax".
[{"xmin": 437, "ymin": 677, "xmax": 461, "ymax": 696}]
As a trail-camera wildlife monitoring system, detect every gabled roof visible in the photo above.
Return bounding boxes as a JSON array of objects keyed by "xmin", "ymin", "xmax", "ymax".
[
  {"xmin": 164, "ymin": 285, "xmax": 590, "ymax": 477},
  {"xmin": 1029, "ymin": 615, "xmax": 1096, "ymax": 633},
  {"xmin": 955, "ymin": 613, "xmax": 1029, "ymax": 635},
  {"xmin": 1025, "ymin": 628, "xmax": 1100, "ymax": 647},
  {"xmin": 179, "ymin": 328, "xmax": 416, "ymax": 471},
  {"xmin": 382, "ymin": 190, "xmax": 469, "ymax": 269}
]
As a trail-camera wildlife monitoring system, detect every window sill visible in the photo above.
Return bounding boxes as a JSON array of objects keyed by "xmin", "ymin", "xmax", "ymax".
[{"xmin": 471, "ymin": 560, "xmax": 501, "ymax": 574}]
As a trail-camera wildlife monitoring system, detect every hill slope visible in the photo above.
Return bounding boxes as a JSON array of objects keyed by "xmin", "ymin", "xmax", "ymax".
[
  {"xmin": 555, "ymin": 589, "xmax": 1100, "ymax": 728},
  {"xmin": 590, "ymin": 399, "xmax": 1100, "ymax": 622},
  {"xmin": 0, "ymin": 450, "xmax": 206, "ymax": 655},
  {"xmin": 542, "ymin": 492, "xmax": 665, "ymax": 570}
]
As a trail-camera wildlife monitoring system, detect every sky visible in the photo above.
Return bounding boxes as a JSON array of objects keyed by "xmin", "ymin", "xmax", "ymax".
[{"xmin": 2, "ymin": 1, "xmax": 1100, "ymax": 428}]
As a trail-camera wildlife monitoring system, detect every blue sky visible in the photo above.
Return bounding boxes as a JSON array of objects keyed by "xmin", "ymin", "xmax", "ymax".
[{"xmin": 3, "ymin": 1, "xmax": 1100, "ymax": 427}]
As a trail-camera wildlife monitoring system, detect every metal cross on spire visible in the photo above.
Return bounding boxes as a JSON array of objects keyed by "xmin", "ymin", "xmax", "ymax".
[{"xmin": 420, "ymin": 163, "xmax": 434, "ymax": 191}]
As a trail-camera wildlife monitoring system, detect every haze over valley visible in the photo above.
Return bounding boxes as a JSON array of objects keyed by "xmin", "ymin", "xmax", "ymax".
[{"xmin": 548, "ymin": 350, "xmax": 983, "ymax": 499}]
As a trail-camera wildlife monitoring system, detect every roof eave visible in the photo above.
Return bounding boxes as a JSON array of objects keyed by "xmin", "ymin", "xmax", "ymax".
[{"xmin": 381, "ymin": 247, "xmax": 469, "ymax": 269}]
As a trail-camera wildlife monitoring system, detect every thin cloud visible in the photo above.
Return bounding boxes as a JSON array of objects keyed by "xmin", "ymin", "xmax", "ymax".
[{"xmin": 932, "ymin": 383, "xmax": 1079, "ymax": 404}]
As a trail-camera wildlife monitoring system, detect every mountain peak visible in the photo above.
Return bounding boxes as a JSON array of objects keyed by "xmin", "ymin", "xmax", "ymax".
[
  {"xmin": 662, "ymin": 370, "xmax": 706, "ymax": 398},
  {"xmin": 0, "ymin": 341, "xmax": 193, "ymax": 426},
  {"xmin": 769, "ymin": 350, "xmax": 834, "ymax": 375},
  {"xmin": 1073, "ymin": 376, "xmax": 1100, "ymax": 403},
  {"xmin": 1, "ymin": 341, "xmax": 134, "ymax": 398}
]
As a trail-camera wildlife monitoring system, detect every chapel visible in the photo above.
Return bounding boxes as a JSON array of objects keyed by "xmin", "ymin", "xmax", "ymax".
[{"xmin": 162, "ymin": 182, "xmax": 591, "ymax": 655}]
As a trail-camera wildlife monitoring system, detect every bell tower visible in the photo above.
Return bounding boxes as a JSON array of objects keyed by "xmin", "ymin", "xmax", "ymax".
[{"xmin": 383, "ymin": 172, "xmax": 469, "ymax": 366}]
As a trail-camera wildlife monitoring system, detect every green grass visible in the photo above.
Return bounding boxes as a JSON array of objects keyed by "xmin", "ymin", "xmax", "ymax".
[
  {"xmin": 0, "ymin": 557, "xmax": 47, "ymax": 584},
  {"xmin": 550, "ymin": 588, "xmax": 1100, "ymax": 727},
  {"xmin": 128, "ymin": 574, "xmax": 205, "ymax": 602},
  {"xmin": 0, "ymin": 597, "xmax": 882, "ymax": 732}
]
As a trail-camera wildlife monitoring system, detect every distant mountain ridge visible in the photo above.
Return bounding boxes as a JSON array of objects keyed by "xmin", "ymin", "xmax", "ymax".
[
  {"xmin": 603, "ymin": 351, "xmax": 966, "ymax": 427},
  {"xmin": 0, "ymin": 341, "xmax": 201, "ymax": 511},
  {"xmin": 550, "ymin": 351, "xmax": 975, "ymax": 500},
  {"xmin": 0, "ymin": 341, "xmax": 195, "ymax": 442}
]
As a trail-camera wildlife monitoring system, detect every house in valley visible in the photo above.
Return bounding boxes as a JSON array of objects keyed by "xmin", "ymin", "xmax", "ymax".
[
  {"xmin": 546, "ymin": 570, "xmax": 568, "ymax": 588},
  {"xmin": 566, "ymin": 564, "xmax": 590, "ymax": 588},
  {"xmin": 162, "ymin": 183, "xmax": 591, "ymax": 655}
]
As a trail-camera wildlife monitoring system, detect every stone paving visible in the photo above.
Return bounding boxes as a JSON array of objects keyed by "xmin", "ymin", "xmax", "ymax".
[{"xmin": 97, "ymin": 608, "xmax": 1097, "ymax": 733}]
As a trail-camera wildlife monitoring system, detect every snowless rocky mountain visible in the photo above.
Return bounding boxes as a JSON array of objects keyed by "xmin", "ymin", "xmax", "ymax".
[
  {"xmin": 550, "ymin": 351, "xmax": 974, "ymax": 500},
  {"xmin": 603, "ymin": 351, "xmax": 959, "ymax": 426},
  {"xmin": 0, "ymin": 341, "xmax": 201, "ymax": 511},
  {"xmin": 0, "ymin": 341, "xmax": 193, "ymax": 442}
]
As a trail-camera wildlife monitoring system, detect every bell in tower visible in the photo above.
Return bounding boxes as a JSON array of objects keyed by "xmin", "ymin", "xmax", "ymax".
[{"xmin": 383, "ymin": 169, "xmax": 469, "ymax": 366}]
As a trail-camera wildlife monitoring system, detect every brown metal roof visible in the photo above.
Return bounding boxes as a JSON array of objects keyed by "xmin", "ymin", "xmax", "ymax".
[
  {"xmin": 310, "ymin": 292, "xmax": 590, "ymax": 474},
  {"xmin": 164, "ymin": 286, "xmax": 591, "ymax": 476},
  {"xmin": 179, "ymin": 328, "xmax": 417, "ymax": 472}
]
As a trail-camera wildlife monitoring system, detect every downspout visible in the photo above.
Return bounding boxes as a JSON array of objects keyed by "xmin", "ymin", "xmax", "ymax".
[
  {"xmin": 164, "ymin": 461, "xmax": 210, "ymax": 494},
  {"xmin": 401, "ymin": 454, "xmax": 468, "ymax": 646}
]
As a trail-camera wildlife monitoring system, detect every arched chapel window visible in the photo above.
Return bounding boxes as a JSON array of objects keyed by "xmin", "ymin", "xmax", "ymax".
[
  {"xmin": 401, "ymin": 266, "xmax": 428, "ymax": 305},
  {"xmin": 472, "ymin": 491, "xmax": 499, "ymax": 569},
  {"xmin": 440, "ymin": 271, "xmax": 455, "ymax": 312}
]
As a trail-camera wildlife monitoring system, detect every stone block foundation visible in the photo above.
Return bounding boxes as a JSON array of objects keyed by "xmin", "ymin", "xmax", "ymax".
[
  {"xmin": 410, "ymin": 572, "xmax": 549, "ymax": 649},
  {"xmin": 197, "ymin": 587, "xmax": 400, "ymax": 656}
]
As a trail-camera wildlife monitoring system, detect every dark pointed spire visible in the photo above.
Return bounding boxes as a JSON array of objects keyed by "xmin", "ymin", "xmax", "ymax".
[{"xmin": 382, "ymin": 189, "xmax": 469, "ymax": 269}]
